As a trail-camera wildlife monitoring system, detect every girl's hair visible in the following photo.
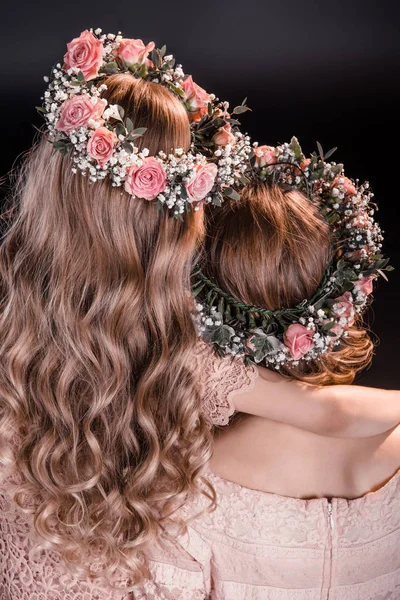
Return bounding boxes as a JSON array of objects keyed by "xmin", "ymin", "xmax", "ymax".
[
  {"xmin": 0, "ymin": 74, "xmax": 215, "ymax": 589},
  {"xmin": 203, "ymin": 181, "xmax": 373, "ymax": 385}
]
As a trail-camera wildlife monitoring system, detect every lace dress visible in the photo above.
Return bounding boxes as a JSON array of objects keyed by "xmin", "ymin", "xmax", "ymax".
[{"xmin": 1, "ymin": 341, "xmax": 400, "ymax": 599}]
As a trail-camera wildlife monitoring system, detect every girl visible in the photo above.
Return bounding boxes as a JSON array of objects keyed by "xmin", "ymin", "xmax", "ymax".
[{"xmin": 180, "ymin": 163, "xmax": 400, "ymax": 597}]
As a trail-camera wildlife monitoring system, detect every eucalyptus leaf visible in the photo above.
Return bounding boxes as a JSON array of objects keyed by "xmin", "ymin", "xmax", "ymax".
[
  {"xmin": 122, "ymin": 141, "xmax": 134, "ymax": 153},
  {"xmin": 132, "ymin": 127, "xmax": 147, "ymax": 136},
  {"xmin": 212, "ymin": 193, "xmax": 222, "ymax": 207},
  {"xmin": 117, "ymin": 105, "xmax": 125, "ymax": 119},
  {"xmin": 321, "ymin": 320, "xmax": 335, "ymax": 333},
  {"xmin": 232, "ymin": 105, "xmax": 251, "ymax": 115},
  {"xmin": 103, "ymin": 62, "xmax": 118, "ymax": 75},
  {"xmin": 316, "ymin": 141, "xmax": 324, "ymax": 160},
  {"xmin": 324, "ymin": 147, "xmax": 338, "ymax": 160},
  {"xmin": 151, "ymin": 49, "xmax": 161, "ymax": 68},
  {"xmin": 116, "ymin": 122, "xmax": 126, "ymax": 137},
  {"xmin": 377, "ymin": 269, "xmax": 389, "ymax": 281},
  {"xmin": 125, "ymin": 118, "xmax": 133, "ymax": 133},
  {"xmin": 223, "ymin": 187, "xmax": 240, "ymax": 201}
]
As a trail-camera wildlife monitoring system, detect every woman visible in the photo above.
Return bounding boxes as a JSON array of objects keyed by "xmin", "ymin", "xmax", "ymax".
[
  {"xmin": 0, "ymin": 30, "xmax": 399, "ymax": 599},
  {"xmin": 180, "ymin": 144, "xmax": 400, "ymax": 598}
]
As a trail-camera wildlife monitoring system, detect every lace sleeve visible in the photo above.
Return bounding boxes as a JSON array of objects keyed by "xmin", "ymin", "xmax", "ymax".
[{"xmin": 193, "ymin": 340, "xmax": 259, "ymax": 427}]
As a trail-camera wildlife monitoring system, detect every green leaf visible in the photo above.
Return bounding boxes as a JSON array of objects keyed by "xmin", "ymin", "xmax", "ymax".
[
  {"xmin": 126, "ymin": 117, "xmax": 133, "ymax": 133},
  {"xmin": 224, "ymin": 303, "xmax": 232, "ymax": 321},
  {"xmin": 151, "ymin": 49, "xmax": 161, "ymax": 68},
  {"xmin": 160, "ymin": 44, "xmax": 167, "ymax": 57},
  {"xmin": 211, "ymin": 193, "xmax": 222, "ymax": 207},
  {"xmin": 316, "ymin": 141, "xmax": 324, "ymax": 160},
  {"xmin": 248, "ymin": 313, "xmax": 256, "ymax": 329},
  {"xmin": 226, "ymin": 118, "xmax": 241, "ymax": 126},
  {"xmin": 169, "ymin": 84, "xmax": 184, "ymax": 98},
  {"xmin": 132, "ymin": 127, "xmax": 147, "ymax": 136},
  {"xmin": 241, "ymin": 97, "xmax": 248, "ymax": 106},
  {"xmin": 122, "ymin": 141, "xmax": 134, "ymax": 153},
  {"xmin": 192, "ymin": 282, "xmax": 206, "ymax": 297},
  {"xmin": 289, "ymin": 136, "xmax": 303, "ymax": 161},
  {"xmin": 52, "ymin": 140, "xmax": 72, "ymax": 156},
  {"xmin": 211, "ymin": 324, "xmax": 235, "ymax": 347},
  {"xmin": 232, "ymin": 105, "xmax": 251, "ymax": 115},
  {"xmin": 77, "ymin": 70, "xmax": 86, "ymax": 82},
  {"xmin": 35, "ymin": 106, "xmax": 46, "ymax": 114},
  {"xmin": 117, "ymin": 105, "xmax": 125, "ymax": 119},
  {"xmin": 328, "ymin": 213, "xmax": 340, "ymax": 225},
  {"xmin": 321, "ymin": 320, "xmax": 335, "ymax": 333},
  {"xmin": 207, "ymin": 102, "xmax": 213, "ymax": 117},
  {"xmin": 324, "ymin": 147, "xmax": 338, "ymax": 161},
  {"xmin": 223, "ymin": 187, "xmax": 240, "ymax": 201},
  {"xmin": 116, "ymin": 122, "xmax": 126, "ymax": 137},
  {"xmin": 247, "ymin": 331, "xmax": 280, "ymax": 363},
  {"xmin": 103, "ymin": 62, "xmax": 118, "ymax": 75}
]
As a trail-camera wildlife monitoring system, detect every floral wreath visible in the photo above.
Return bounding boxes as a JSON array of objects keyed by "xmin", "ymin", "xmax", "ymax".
[
  {"xmin": 193, "ymin": 137, "xmax": 392, "ymax": 368},
  {"xmin": 36, "ymin": 28, "xmax": 252, "ymax": 218}
]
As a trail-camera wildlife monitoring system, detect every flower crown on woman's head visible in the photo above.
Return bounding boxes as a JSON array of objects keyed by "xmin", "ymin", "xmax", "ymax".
[
  {"xmin": 37, "ymin": 28, "xmax": 252, "ymax": 218},
  {"xmin": 193, "ymin": 137, "xmax": 392, "ymax": 368}
]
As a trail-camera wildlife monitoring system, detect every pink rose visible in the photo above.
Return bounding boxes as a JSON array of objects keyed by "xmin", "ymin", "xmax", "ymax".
[
  {"xmin": 56, "ymin": 95, "xmax": 107, "ymax": 134},
  {"xmin": 212, "ymin": 123, "xmax": 236, "ymax": 147},
  {"xmin": 334, "ymin": 176, "xmax": 357, "ymax": 196},
  {"xmin": 254, "ymin": 145, "xmax": 277, "ymax": 168},
  {"xmin": 284, "ymin": 324, "xmax": 315, "ymax": 360},
  {"xmin": 332, "ymin": 291, "xmax": 355, "ymax": 327},
  {"xmin": 354, "ymin": 276, "xmax": 374, "ymax": 296},
  {"xmin": 186, "ymin": 163, "xmax": 218, "ymax": 203},
  {"xmin": 116, "ymin": 38, "xmax": 155, "ymax": 67},
  {"xmin": 64, "ymin": 30, "xmax": 104, "ymax": 81},
  {"xmin": 181, "ymin": 76, "xmax": 211, "ymax": 123},
  {"xmin": 125, "ymin": 157, "xmax": 167, "ymax": 200},
  {"xmin": 87, "ymin": 127, "xmax": 118, "ymax": 167},
  {"xmin": 322, "ymin": 319, "xmax": 343, "ymax": 341}
]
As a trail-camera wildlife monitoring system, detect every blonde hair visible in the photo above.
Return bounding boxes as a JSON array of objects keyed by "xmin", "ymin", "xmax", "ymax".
[
  {"xmin": 203, "ymin": 182, "xmax": 374, "ymax": 385},
  {"xmin": 0, "ymin": 74, "xmax": 215, "ymax": 589}
]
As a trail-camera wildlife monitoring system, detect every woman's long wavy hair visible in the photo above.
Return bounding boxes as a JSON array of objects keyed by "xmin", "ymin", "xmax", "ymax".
[
  {"xmin": 0, "ymin": 74, "xmax": 215, "ymax": 589},
  {"xmin": 202, "ymin": 182, "xmax": 374, "ymax": 385}
]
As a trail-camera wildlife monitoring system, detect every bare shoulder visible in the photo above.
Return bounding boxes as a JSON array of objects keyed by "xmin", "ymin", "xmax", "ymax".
[{"xmin": 357, "ymin": 424, "xmax": 400, "ymax": 494}]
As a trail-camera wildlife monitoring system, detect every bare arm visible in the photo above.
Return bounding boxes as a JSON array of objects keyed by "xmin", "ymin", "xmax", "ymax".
[{"xmin": 232, "ymin": 365, "xmax": 400, "ymax": 438}]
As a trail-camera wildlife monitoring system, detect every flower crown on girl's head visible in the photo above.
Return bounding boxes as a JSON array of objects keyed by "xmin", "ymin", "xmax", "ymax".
[
  {"xmin": 36, "ymin": 28, "xmax": 252, "ymax": 218},
  {"xmin": 193, "ymin": 137, "xmax": 392, "ymax": 368}
]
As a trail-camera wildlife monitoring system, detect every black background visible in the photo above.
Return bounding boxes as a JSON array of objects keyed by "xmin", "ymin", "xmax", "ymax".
[{"xmin": 1, "ymin": 0, "xmax": 399, "ymax": 387}]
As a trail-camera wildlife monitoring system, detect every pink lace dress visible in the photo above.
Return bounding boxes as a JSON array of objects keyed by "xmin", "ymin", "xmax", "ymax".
[{"xmin": 1, "ymin": 341, "xmax": 400, "ymax": 599}]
